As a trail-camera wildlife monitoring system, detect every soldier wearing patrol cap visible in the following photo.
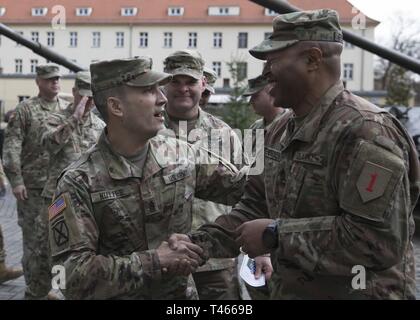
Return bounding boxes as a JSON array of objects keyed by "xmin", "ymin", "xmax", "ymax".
[
  {"xmin": 48, "ymin": 57, "xmax": 247, "ymax": 299},
  {"xmin": 41, "ymin": 71, "xmax": 105, "ymax": 204},
  {"xmin": 199, "ymin": 66, "xmax": 218, "ymax": 108},
  {"xmin": 162, "ymin": 49, "xmax": 249, "ymax": 300},
  {"xmin": 244, "ymin": 74, "xmax": 291, "ymax": 165},
  {"xmin": 171, "ymin": 9, "xmax": 420, "ymax": 299},
  {"xmin": 3, "ymin": 64, "xmax": 72, "ymax": 299}
]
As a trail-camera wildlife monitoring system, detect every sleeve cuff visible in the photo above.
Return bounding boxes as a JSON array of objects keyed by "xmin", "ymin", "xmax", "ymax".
[{"xmin": 136, "ymin": 249, "xmax": 162, "ymax": 282}]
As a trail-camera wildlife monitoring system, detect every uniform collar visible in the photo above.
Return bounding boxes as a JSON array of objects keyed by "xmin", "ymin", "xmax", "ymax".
[
  {"xmin": 98, "ymin": 132, "xmax": 165, "ymax": 180},
  {"xmin": 282, "ymin": 81, "xmax": 344, "ymax": 147}
]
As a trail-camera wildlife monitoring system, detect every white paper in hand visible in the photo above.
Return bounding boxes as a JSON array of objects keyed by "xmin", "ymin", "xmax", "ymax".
[{"xmin": 239, "ymin": 254, "xmax": 266, "ymax": 287}]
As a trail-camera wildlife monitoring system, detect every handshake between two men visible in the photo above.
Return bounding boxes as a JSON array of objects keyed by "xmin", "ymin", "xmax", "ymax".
[{"xmin": 158, "ymin": 219, "xmax": 275, "ymax": 279}]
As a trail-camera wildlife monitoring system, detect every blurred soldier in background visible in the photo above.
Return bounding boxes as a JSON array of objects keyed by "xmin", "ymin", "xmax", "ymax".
[{"xmin": 3, "ymin": 64, "xmax": 72, "ymax": 299}]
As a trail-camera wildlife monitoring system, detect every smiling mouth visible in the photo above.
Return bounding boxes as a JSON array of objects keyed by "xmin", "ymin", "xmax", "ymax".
[{"xmin": 154, "ymin": 110, "xmax": 164, "ymax": 118}]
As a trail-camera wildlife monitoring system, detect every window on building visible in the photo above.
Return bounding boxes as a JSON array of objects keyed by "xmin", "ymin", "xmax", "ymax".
[
  {"xmin": 163, "ymin": 32, "xmax": 172, "ymax": 48},
  {"xmin": 47, "ymin": 32, "xmax": 55, "ymax": 47},
  {"xmin": 238, "ymin": 32, "xmax": 248, "ymax": 49},
  {"xmin": 30, "ymin": 59, "xmax": 38, "ymax": 74},
  {"xmin": 212, "ymin": 62, "xmax": 222, "ymax": 77},
  {"xmin": 168, "ymin": 7, "xmax": 184, "ymax": 16},
  {"xmin": 70, "ymin": 32, "xmax": 78, "ymax": 47},
  {"xmin": 343, "ymin": 63, "xmax": 354, "ymax": 80},
  {"xmin": 264, "ymin": 32, "xmax": 272, "ymax": 40},
  {"xmin": 32, "ymin": 8, "xmax": 48, "ymax": 16},
  {"xmin": 188, "ymin": 32, "xmax": 197, "ymax": 48},
  {"xmin": 264, "ymin": 8, "xmax": 277, "ymax": 16},
  {"xmin": 223, "ymin": 78, "xmax": 230, "ymax": 88},
  {"xmin": 31, "ymin": 31, "xmax": 39, "ymax": 43},
  {"xmin": 139, "ymin": 32, "xmax": 148, "ymax": 48},
  {"xmin": 15, "ymin": 59, "xmax": 23, "ymax": 73},
  {"xmin": 92, "ymin": 32, "xmax": 101, "ymax": 48},
  {"xmin": 116, "ymin": 32, "xmax": 124, "ymax": 48},
  {"xmin": 0, "ymin": 7, "xmax": 6, "ymax": 16},
  {"xmin": 236, "ymin": 62, "xmax": 247, "ymax": 81},
  {"xmin": 76, "ymin": 8, "xmax": 92, "ymax": 16},
  {"xmin": 344, "ymin": 41, "xmax": 355, "ymax": 49},
  {"xmin": 208, "ymin": 6, "xmax": 240, "ymax": 16},
  {"xmin": 213, "ymin": 32, "xmax": 222, "ymax": 48},
  {"xmin": 121, "ymin": 7, "xmax": 138, "ymax": 16}
]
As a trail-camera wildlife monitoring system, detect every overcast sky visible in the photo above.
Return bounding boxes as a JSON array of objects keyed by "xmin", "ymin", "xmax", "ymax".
[{"xmin": 348, "ymin": 0, "xmax": 420, "ymax": 41}]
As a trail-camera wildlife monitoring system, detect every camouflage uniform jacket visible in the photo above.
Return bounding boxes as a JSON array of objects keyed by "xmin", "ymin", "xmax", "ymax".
[
  {"xmin": 49, "ymin": 132, "xmax": 247, "ymax": 299},
  {"xmin": 163, "ymin": 108, "xmax": 245, "ymax": 271},
  {"xmin": 3, "ymin": 95, "xmax": 71, "ymax": 189},
  {"xmin": 248, "ymin": 110, "xmax": 292, "ymax": 164},
  {"xmin": 0, "ymin": 160, "xmax": 5, "ymax": 183},
  {"xmin": 192, "ymin": 82, "xmax": 420, "ymax": 299},
  {"xmin": 41, "ymin": 104, "xmax": 105, "ymax": 199}
]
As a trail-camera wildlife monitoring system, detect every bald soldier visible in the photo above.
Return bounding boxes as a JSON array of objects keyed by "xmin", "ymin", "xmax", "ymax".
[
  {"xmin": 3, "ymin": 64, "xmax": 71, "ymax": 299},
  {"xmin": 170, "ymin": 9, "xmax": 420, "ymax": 299},
  {"xmin": 162, "ymin": 50, "xmax": 245, "ymax": 300},
  {"xmin": 41, "ymin": 71, "xmax": 104, "ymax": 203},
  {"xmin": 48, "ymin": 57, "xmax": 247, "ymax": 300}
]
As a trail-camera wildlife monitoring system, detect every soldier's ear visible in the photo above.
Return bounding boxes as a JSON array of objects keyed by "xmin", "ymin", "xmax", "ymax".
[
  {"xmin": 107, "ymin": 97, "xmax": 123, "ymax": 118},
  {"xmin": 305, "ymin": 47, "xmax": 322, "ymax": 71}
]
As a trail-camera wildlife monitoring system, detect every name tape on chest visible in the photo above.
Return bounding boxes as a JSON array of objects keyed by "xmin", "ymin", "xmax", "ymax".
[
  {"xmin": 264, "ymin": 147, "xmax": 282, "ymax": 162},
  {"xmin": 163, "ymin": 168, "xmax": 190, "ymax": 184},
  {"xmin": 91, "ymin": 187, "xmax": 132, "ymax": 203}
]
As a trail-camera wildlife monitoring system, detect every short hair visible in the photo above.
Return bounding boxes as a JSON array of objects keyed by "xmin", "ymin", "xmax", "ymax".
[{"xmin": 93, "ymin": 86, "xmax": 126, "ymax": 122}]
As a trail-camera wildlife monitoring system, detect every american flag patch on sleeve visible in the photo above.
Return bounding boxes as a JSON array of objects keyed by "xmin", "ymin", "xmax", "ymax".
[{"xmin": 49, "ymin": 195, "xmax": 67, "ymax": 221}]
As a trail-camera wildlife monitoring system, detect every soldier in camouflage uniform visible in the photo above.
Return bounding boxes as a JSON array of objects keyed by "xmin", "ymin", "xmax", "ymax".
[
  {"xmin": 41, "ymin": 71, "xmax": 105, "ymax": 204},
  {"xmin": 162, "ymin": 50, "xmax": 245, "ymax": 300},
  {"xmin": 3, "ymin": 65, "xmax": 72, "ymax": 299},
  {"xmin": 48, "ymin": 57, "xmax": 247, "ymax": 300},
  {"xmin": 171, "ymin": 9, "xmax": 420, "ymax": 299},
  {"xmin": 199, "ymin": 67, "xmax": 218, "ymax": 108},
  {"xmin": 0, "ymin": 160, "xmax": 23, "ymax": 284},
  {"xmin": 244, "ymin": 75, "xmax": 291, "ymax": 165},
  {"xmin": 240, "ymin": 75, "xmax": 292, "ymax": 299}
]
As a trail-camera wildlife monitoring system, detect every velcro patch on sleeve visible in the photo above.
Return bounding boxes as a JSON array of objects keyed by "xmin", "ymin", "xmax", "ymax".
[
  {"xmin": 48, "ymin": 194, "xmax": 67, "ymax": 221},
  {"xmin": 356, "ymin": 161, "xmax": 393, "ymax": 203},
  {"xmin": 340, "ymin": 140, "xmax": 405, "ymax": 222}
]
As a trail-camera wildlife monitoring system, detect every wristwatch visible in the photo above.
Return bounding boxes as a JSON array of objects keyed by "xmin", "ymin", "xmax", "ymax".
[{"xmin": 262, "ymin": 220, "xmax": 279, "ymax": 249}]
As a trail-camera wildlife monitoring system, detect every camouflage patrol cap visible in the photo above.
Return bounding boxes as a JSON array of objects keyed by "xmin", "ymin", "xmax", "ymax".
[
  {"xmin": 250, "ymin": 9, "xmax": 343, "ymax": 60},
  {"xmin": 90, "ymin": 57, "xmax": 172, "ymax": 92},
  {"xmin": 164, "ymin": 49, "xmax": 205, "ymax": 80},
  {"xmin": 36, "ymin": 64, "xmax": 61, "ymax": 79},
  {"xmin": 203, "ymin": 67, "xmax": 217, "ymax": 94},
  {"xmin": 243, "ymin": 75, "xmax": 268, "ymax": 97},
  {"xmin": 74, "ymin": 71, "xmax": 93, "ymax": 97}
]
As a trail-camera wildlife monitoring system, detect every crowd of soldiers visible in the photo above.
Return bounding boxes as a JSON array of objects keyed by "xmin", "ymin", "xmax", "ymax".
[{"xmin": 0, "ymin": 8, "xmax": 419, "ymax": 300}]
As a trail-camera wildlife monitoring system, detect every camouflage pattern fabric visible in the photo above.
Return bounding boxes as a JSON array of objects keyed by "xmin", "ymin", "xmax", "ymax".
[
  {"xmin": 163, "ymin": 108, "xmax": 244, "ymax": 299},
  {"xmin": 18, "ymin": 189, "xmax": 51, "ymax": 299},
  {"xmin": 192, "ymin": 82, "xmax": 420, "ymax": 299},
  {"xmin": 49, "ymin": 133, "xmax": 246, "ymax": 299},
  {"xmin": 3, "ymin": 96, "xmax": 71, "ymax": 188},
  {"xmin": 40, "ymin": 103, "xmax": 105, "ymax": 199},
  {"xmin": 2, "ymin": 95, "xmax": 71, "ymax": 299}
]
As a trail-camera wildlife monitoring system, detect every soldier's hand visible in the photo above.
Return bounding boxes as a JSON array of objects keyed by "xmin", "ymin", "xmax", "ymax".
[
  {"xmin": 168, "ymin": 233, "xmax": 192, "ymax": 250},
  {"xmin": 254, "ymin": 255, "xmax": 273, "ymax": 281},
  {"xmin": 12, "ymin": 184, "xmax": 28, "ymax": 201},
  {"xmin": 72, "ymin": 96, "xmax": 91, "ymax": 121},
  {"xmin": 157, "ymin": 240, "xmax": 203, "ymax": 276},
  {"xmin": 235, "ymin": 219, "xmax": 274, "ymax": 258}
]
